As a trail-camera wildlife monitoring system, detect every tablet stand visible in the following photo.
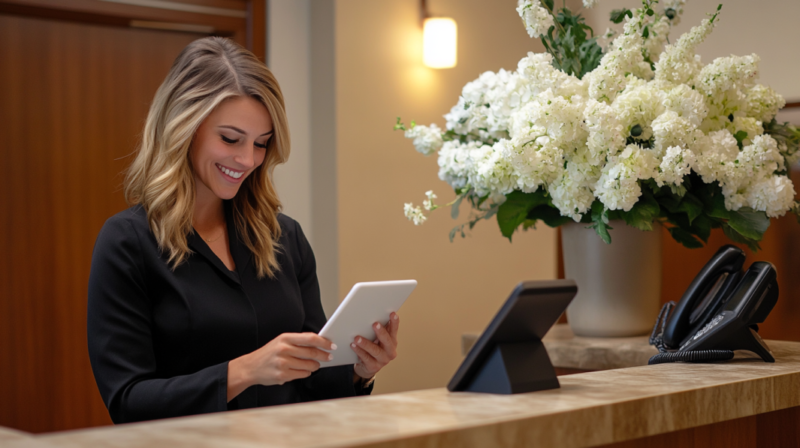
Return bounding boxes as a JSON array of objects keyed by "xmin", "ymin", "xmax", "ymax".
[{"xmin": 464, "ymin": 340, "xmax": 559, "ymax": 394}]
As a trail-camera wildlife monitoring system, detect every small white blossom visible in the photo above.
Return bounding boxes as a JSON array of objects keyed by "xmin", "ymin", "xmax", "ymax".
[
  {"xmin": 405, "ymin": 124, "xmax": 444, "ymax": 156},
  {"xmin": 746, "ymin": 175, "xmax": 796, "ymax": 218},
  {"xmin": 422, "ymin": 190, "xmax": 438, "ymax": 210},
  {"xmin": 744, "ymin": 84, "xmax": 785, "ymax": 123},
  {"xmin": 643, "ymin": 16, "xmax": 672, "ymax": 62},
  {"xmin": 595, "ymin": 144, "xmax": 658, "ymax": 211},
  {"xmin": 582, "ymin": 0, "xmax": 598, "ymax": 9},
  {"xmin": 517, "ymin": 0, "xmax": 555, "ymax": 38},
  {"xmin": 655, "ymin": 17, "xmax": 717, "ymax": 86},
  {"xmin": 656, "ymin": 146, "xmax": 695, "ymax": 189},
  {"xmin": 403, "ymin": 203, "xmax": 427, "ymax": 225}
]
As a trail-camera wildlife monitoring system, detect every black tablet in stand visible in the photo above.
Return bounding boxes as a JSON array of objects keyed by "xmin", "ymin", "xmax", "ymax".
[{"xmin": 447, "ymin": 280, "xmax": 577, "ymax": 394}]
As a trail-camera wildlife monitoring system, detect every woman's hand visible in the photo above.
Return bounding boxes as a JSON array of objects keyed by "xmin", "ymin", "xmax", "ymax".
[
  {"xmin": 227, "ymin": 332, "xmax": 334, "ymax": 401},
  {"xmin": 351, "ymin": 312, "xmax": 400, "ymax": 382}
]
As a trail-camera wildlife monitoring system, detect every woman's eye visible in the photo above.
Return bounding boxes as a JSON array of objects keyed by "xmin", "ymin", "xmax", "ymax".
[
  {"xmin": 254, "ymin": 141, "xmax": 269, "ymax": 149},
  {"xmin": 221, "ymin": 135, "xmax": 238, "ymax": 144}
]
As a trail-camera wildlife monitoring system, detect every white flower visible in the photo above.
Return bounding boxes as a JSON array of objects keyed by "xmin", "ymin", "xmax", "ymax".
[
  {"xmin": 405, "ymin": 124, "xmax": 444, "ymax": 156},
  {"xmin": 550, "ymin": 147, "xmax": 601, "ymax": 220},
  {"xmin": 746, "ymin": 175, "xmax": 796, "ymax": 218},
  {"xmin": 582, "ymin": 0, "xmax": 598, "ymax": 9},
  {"xmin": 595, "ymin": 144, "xmax": 658, "ymax": 211},
  {"xmin": 611, "ymin": 79, "xmax": 665, "ymax": 141},
  {"xmin": 403, "ymin": 203, "xmax": 427, "ymax": 225},
  {"xmin": 744, "ymin": 84, "xmax": 785, "ymax": 123},
  {"xmin": 422, "ymin": 190, "xmax": 438, "ymax": 210},
  {"xmin": 691, "ymin": 129, "xmax": 740, "ymax": 184},
  {"xmin": 662, "ymin": 84, "xmax": 708, "ymax": 127},
  {"xmin": 584, "ymin": 98, "xmax": 626, "ymax": 160},
  {"xmin": 730, "ymin": 116, "xmax": 763, "ymax": 146},
  {"xmin": 586, "ymin": 10, "xmax": 650, "ymax": 103},
  {"xmin": 470, "ymin": 142, "xmax": 518, "ymax": 200},
  {"xmin": 656, "ymin": 146, "xmax": 695, "ymax": 189},
  {"xmin": 517, "ymin": 0, "xmax": 554, "ymax": 38},
  {"xmin": 643, "ymin": 16, "xmax": 672, "ymax": 62},
  {"xmin": 655, "ymin": 17, "xmax": 716, "ymax": 86},
  {"xmin": 651, "ymin": 110, "xmax": 702, "ymax": 158},
  {"xmin": 437, "ymin": 140, "xmax": 483, "ymax": 190}
]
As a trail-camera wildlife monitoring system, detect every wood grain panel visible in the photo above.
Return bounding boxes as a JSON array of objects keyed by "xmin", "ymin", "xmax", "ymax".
[
  {"xmin": 601, "ymin": 406, "xmax": 800, "ymax": 448},
  {"xmin": 0, "ymin": 14, "xmax": 199, "ymax": 433}
]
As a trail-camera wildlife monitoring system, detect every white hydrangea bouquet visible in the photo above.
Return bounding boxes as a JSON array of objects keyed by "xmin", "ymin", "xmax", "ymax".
[{"xmin": 397, "ymin": 0, "xmax": 800, "ymax": 250}]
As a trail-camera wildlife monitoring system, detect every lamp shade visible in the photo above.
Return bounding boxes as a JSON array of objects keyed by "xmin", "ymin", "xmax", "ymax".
[{"xmin": 422, "ymin": 17, "xmax": 457, "ymax": 69}]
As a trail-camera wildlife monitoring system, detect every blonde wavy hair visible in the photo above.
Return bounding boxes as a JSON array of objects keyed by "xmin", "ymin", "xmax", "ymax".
[{"xmin": 124, "ymin": 37, "xmax": 289, "ymax": 278}]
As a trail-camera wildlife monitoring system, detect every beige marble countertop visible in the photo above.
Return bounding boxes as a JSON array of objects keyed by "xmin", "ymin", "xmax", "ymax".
[
  {"xmin": 5, "ymin": 339, "xmax": 800, "ymax": 448},
  {"xmin": 542, "ymin": 324, "xmax": 660, "ymax": 370},
  {"xmin": 461, "ymin": 323, "xmax": 660, "ymax": 370},
  {"xmin": 0, "ymin": 427, "xmax": 31, "ymax": 443}
]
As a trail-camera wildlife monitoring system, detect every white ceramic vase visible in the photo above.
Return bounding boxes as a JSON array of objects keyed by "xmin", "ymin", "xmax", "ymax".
[{"xmin": 561, "ymin": 220, "xmax": 662, "ymax": 337}]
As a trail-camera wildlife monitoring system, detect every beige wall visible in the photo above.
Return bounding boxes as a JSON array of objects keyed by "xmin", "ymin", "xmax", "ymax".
[
  {"xmin": 583, "ymin": 0, "xmax": 800, "ymax": 100},
  {"xmin": 335, "ymin": 0, "xmax": 558, "ymax": 394}
]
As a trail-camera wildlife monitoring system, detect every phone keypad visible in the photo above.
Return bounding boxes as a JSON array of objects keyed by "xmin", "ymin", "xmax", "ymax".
[{"xmin": 692, "ymin": 313, "xmax": 726, "ymax": 341}]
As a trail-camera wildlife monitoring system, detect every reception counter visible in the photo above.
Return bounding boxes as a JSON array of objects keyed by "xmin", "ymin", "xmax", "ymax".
[{"xmin": 4, "ymin": 332, "xmax": 800, "ymax": 448}]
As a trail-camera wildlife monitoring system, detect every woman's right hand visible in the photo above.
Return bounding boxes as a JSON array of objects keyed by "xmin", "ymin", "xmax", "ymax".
[{"xmin": 227, "ymin": 332, "xmax": 335, "ymax": 401}]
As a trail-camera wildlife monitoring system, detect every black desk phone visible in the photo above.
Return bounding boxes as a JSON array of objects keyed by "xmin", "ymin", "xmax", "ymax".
[{"xmin": 648, "ymin": 245, "xmax": 779, "ymax": 365}]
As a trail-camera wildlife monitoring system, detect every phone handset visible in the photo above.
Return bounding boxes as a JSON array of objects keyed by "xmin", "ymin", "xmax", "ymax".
[{"xmin": 649, "ymin": 245, "xmax": 779, "ymax": 365}]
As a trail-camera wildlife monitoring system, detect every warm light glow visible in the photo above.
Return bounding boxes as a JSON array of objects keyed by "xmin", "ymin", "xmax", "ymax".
[{"xmin": 422, "ymin": 17, "xmax": 457, "ymax": 69}]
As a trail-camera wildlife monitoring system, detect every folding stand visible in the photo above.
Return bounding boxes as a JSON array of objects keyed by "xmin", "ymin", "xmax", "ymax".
[{"xmin": 465, "ymin": 340, "xmax": 559, "ymax": 394}]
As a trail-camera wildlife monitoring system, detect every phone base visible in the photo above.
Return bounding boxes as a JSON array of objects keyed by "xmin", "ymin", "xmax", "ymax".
[
  {"xmin": 464, "ymin": 341, "xmax": 559, "ymax": 394},
  {"xmin": 735, "ymin": 327, "xmax": 775, "ymax": 362}
]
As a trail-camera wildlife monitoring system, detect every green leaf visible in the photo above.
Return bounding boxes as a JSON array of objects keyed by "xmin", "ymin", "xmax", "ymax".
[
  {"xmin": 660, "ymin": 192, "xmax": 704, "ymax": 225},
  {"xmin": 496, "ymin": 190, "xmax": 550, "ymax": 241},
  {"xmin": 734, "ymin": 130, "xmax": 748, "ymax": 150},
  {"xmin": 707, "ymin": 188, "xmax": 731, "ymax": 220},
  {"xmin": 689, "ymin": 214, "xmax": 713, "ymax": 243},
  {"xmin": 622, "ymin": 189, "xmax": 659, "ymax": 231},
  {"xmin": 451, "ymin": 195, "xmax": 463, "ymax": 220},
  {"xmin": 722, "ymin": 224, "xmax": 761, "ymax": 252},
  {"xmin": 542, "ymin": 0, "xmax": 555, "ymax": 11},
  {"xmin": 590, "ymin": 200, "xmax": 612, "ymax": 244},
  {"xmin": 642, "ymin": 25, "xmax": 650, "ymax": 38},
  {"xmin": 668, "ymin": 227, "xmax": 704, "ymax": 249},
  {"xmin": 527, "ymin": 205, "xmax": 573, "ymax": 228},
  {"xmin": 727, "ymin": 207, "xmax": 770, "ymax": 241},
  {"xmin": 610, "ymin": 8, "xmax": 633, "ymax": 24}
]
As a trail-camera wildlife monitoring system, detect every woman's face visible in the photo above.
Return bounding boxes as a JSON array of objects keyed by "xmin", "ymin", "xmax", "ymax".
[{"xmin": 190, "ymin": 96, "xmax": 273, "ymax": 201}]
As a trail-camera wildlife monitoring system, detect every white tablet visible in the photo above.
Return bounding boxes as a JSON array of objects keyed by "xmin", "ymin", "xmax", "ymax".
[{"xmin": 318, "ymin": 280, "xmax": 417, "ymax": 368}]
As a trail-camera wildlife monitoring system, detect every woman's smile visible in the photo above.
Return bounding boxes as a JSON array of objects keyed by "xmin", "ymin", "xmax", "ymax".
[{"xmin": 216, "ymin": 163, "xmax": 245, "ymax": 181}]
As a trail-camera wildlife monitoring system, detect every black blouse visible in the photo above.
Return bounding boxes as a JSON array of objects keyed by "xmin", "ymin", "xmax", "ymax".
[{"xmin": 87, "ymin": 203, "xmax": 370, "ymax": 424}]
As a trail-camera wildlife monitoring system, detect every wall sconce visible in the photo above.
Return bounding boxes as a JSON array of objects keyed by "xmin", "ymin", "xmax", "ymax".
[{"xmin": 421, "ymin": 0, "xmax": 457, "ymax": 69}]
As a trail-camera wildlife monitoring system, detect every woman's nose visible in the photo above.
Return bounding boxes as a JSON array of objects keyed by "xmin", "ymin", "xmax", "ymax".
[{"xmin": 234, "ymin": 144, "xmax": 255, "ymax": 169}]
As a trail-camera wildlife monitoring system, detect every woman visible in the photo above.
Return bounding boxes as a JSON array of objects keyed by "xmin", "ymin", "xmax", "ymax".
[{"xmin": 87, "ymin": 37, "xmax": 398, "ymax": 424}]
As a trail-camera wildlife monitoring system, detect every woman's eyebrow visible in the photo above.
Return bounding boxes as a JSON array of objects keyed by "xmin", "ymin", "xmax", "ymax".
[{"xmin": 219, "ymin": 125, "xmax": 274, "ymax": 137}]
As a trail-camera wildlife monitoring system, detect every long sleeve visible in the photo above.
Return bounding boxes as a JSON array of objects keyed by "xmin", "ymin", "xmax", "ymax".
[
  {"xmin": 87, "ymin": 216, "xmax": 228, "ymax": 423},
  {"xmin": 289, "ymin": 219, "xmax": 374, "ymax": 400}
]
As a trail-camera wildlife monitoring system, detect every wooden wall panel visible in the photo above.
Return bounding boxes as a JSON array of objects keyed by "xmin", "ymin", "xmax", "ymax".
[{"xmin": 0, "ymin": 14, "xmax": 199, "ymax": 433}]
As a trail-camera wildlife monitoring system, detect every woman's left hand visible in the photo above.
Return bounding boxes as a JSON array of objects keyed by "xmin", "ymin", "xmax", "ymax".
[{"xmin": 352, "ymin": 312, "xmax": 400, "ymax": 381}]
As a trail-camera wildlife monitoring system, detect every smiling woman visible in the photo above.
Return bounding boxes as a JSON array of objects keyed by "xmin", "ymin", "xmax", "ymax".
[{"xmin": 87, "ymin": 37, "xmax": 399, "ymax": 424}]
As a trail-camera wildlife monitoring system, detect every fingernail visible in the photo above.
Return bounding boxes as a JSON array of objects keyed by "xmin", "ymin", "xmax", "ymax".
[
  {"xmin": 375, "ymin": 323, "xmax": 381, "ymax": 330},
  {"xmin": 393, "ymin": 314, "xmax": 399, "ymax": 320},
  {"xmin": 331, "ymin": 343, "xmax": 338, "ymax": 350},
  {"xmin": 351, "ymin": 343, "xmax": 356, "ymax": 349},
  {"xmin": 356, "ymin": 337, "xmax": 362, "ymax": 344},
  {"xmin": 328, "ymin": 354, "xmax": 333, "ymax": 361}
]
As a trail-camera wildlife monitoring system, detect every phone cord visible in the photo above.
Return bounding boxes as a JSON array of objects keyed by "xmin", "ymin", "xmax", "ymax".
[{"xmin": 647, "ymin": 301, "xmax": 735, "ymax": 365}]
